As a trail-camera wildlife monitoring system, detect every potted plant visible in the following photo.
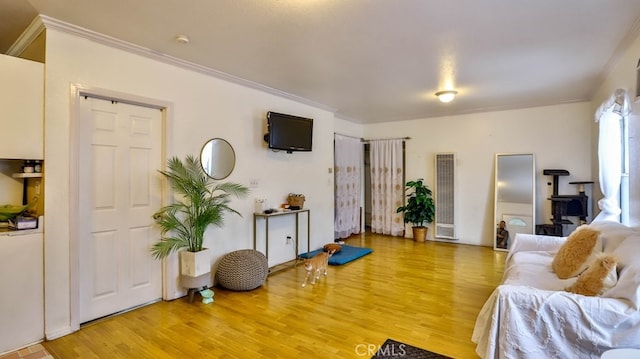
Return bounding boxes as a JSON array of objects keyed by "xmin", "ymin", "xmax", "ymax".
[
  {"xmin": 396, "ymin": 178, "xmax": 435, "ymax": 242},
  {"xmin": 151, "ymin": 155, "xmax": 248, "ymax": 278}
]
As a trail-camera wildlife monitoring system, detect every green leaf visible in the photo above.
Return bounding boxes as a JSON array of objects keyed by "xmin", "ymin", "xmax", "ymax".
[
  {"xmin": 151, "ymin": 155, "xmax": 249, "ymax": 259},
  {"xmin": 396, "ymin": 178, "xmax": 435, "ymax": 227}
]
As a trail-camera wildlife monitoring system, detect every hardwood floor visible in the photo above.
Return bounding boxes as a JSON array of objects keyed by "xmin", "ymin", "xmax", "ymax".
[{"xmin": 43, "ymin": 232, "xmax": 506, "ymax": 359}]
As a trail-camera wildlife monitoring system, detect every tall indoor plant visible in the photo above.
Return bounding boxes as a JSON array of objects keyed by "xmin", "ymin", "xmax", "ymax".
[
  {"xmin": 151, "ymin": 155, "xmax": 248, "ymax": 276},
  {"xmin": 396, "ymin": 178, "xmax": 435, "ymax": 242}
]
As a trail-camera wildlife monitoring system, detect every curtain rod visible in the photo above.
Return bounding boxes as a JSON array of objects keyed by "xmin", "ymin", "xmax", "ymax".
[{"xmin": 362, "ymin": 136, "xmax": 411, "ymax": 143}]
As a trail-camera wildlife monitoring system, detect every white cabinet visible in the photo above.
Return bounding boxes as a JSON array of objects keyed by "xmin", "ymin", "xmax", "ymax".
[
  {"xmin": 0, "ymin": 54, "xmax": 44, "ymax": 159},
  {"xmin": 0, "ymin": 229, "xmax": 44, "ymax": 353}
]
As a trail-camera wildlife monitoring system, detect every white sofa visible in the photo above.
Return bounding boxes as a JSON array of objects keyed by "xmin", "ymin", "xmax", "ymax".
[{"xmin": 472, "ymin": 221, "xmax": 640, "ymax": 359}]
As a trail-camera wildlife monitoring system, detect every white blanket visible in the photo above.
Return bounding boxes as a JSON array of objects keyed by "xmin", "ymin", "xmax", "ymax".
[{"xmin": 472, "ymin": 233, "xmax": 640, "ymax": 359}]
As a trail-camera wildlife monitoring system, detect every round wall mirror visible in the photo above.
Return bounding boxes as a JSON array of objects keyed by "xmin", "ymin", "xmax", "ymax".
[{"xmin": 200, "ymin": 138, "xmax": 236, "ymax": 180}]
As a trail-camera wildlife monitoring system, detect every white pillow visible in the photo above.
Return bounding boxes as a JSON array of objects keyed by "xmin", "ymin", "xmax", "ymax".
[
  {"xmin": 602, "ymin": 235, "xmax": 640, "ymax": 308},
  {"xmin": 602, "ymin": 262, "xmax": 640, "ymax": 309},
  {"xmin": 612, "ymin": 234, "xmax": 640, "ymax": 269},
  {"xmin": 590, "ymin": 220, "xmax": 637, "ymax": 253}
]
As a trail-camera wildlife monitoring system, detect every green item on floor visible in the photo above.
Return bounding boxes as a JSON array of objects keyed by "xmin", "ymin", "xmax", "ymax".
[{"xmin": 200, "ymin": 289, "xmax": 214, "ymax": 304}]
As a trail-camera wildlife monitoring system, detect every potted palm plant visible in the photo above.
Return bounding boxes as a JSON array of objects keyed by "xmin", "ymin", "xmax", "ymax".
[
  {"xmin": 396, "ymin": 178, "xmax": 435, "ymax": 242},
  {"xmin": 151, "ymin": 155, "xmax": 248, "ymax": 278}
]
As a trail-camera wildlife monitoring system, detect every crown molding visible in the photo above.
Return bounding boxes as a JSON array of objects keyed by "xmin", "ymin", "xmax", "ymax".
[
  {"xmin": 334, "ymin": 113, "xmax": 364, "ymax": 123},
  {"xmin": 6, "ymin": 16, "xmax": 46, "ymax": 56},
  {"xmin": 38, "ymin": 15, "xmax": 336, "ymax": 114}
]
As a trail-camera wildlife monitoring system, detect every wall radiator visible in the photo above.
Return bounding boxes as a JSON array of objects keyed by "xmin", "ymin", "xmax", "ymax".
[{"xmin": 435, "ymin": 153, "xmax": 457, "ymax": 239}]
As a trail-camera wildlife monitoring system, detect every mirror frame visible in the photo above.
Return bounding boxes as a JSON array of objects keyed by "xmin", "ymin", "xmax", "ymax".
[
  {"xmin": 200, "ymin": 138, "xmax": 236, "ymax": 180},
  {"xmin": 493, "ymin": 153, "xmax": 535, "ymax": 252}
]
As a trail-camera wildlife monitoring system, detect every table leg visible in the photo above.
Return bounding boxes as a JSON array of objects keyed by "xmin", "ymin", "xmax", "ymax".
[{"xmin": 265, "ymin": 216, "xmax": 269, "ymax": 262}]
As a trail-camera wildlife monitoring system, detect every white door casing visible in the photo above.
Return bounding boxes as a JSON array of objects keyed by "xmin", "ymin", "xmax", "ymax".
[{"xmin": 78, "ymin": 97, "xmax": 162, "ymax": 323}]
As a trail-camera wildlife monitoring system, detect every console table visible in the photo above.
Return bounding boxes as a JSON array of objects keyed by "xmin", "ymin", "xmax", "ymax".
[{"xmin": 253, "ymin": 209, "xmax": 310, "ymax": 270}]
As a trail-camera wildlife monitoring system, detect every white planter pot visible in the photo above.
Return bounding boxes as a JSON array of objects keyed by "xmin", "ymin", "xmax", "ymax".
[{"xmin": 180, "ymin": 248, "xmax": 211, "ymax": 277}]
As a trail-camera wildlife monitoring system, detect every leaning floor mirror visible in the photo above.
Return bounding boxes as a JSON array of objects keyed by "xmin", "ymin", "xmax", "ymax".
[{"xmin": 494, "ymin": 153, "xmax": 535, "ymax": 251}]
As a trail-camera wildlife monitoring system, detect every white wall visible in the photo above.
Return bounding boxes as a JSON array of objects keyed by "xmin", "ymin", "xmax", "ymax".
[
  {"xmin": 43, "ymin": 28, "xmax": 335, "ymax": 338},
  {"xmin": 334, "ymin": 117, "xmax": 364, "ymax": 138},
  {"xmin": 591, "ymin": 29, "xmax": 640, "ymax": 226},
  {"xmin": 363, "ymin": 102, "xmax": 593, "ymax": 246}
]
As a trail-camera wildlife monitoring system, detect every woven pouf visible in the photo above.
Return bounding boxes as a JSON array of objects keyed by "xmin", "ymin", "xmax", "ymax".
[{"xmin": 216, "ymin": 249, "xmax": 268, "ymax": 291}]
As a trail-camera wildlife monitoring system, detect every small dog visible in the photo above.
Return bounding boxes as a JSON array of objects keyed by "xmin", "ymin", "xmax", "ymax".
[{"xmin": 301, "ymin": 250, "xmax": 335, "ymax": 287}]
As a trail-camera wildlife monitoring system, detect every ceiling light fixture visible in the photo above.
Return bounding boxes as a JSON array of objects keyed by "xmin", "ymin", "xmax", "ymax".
[
  {"xmin": 435, "ymin": 90, "xmax": 458, "ymax": 103},
  {"xmin": 175, "ymin": 34, "xmax": 190, "ymax": 44}
]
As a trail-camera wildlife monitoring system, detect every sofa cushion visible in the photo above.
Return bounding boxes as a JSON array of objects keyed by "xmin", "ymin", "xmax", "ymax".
[
  {"xmin": 552, "ymin": 225, "xmax": 602, "ymax": 279},
  {"xmin": 589, "ymin": 220, "xmax": 636, "ymax": 252},
  {"xmin": 565, "ymin": 254, "xmax": 617, "ymax": 296},
  {"xmin": 504, "ymin": 251, "xmax": 576, "ymax": 291}
]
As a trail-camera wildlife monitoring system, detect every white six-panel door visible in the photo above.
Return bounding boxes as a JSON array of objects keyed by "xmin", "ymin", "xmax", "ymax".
[{"xmin": 78, "ymin": 97, "xmax": 163, "ymax": 323}]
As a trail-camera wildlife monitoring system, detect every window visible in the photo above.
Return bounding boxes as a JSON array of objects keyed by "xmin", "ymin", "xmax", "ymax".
[
  {"xmin": 594, "ymin": 88, "xmax": 628, "ymax": 223},
  {"xmin": 621, "ymin": 111, "xmax": 629, "ymax": 225}
]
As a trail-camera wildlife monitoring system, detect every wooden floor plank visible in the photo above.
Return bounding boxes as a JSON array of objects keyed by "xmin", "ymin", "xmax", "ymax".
[{"xmin": 43, "ymin": 232, "xmax": 506, "ymax": 358}]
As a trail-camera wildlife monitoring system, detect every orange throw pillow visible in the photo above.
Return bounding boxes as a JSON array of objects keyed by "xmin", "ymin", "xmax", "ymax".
[
  {"xmin": 552, "ymin": 225, "xmax": 602, "ymax": 279},
  {"xmin": 565, "ymin": 254, "xmax": 617, "ymax": 296}
]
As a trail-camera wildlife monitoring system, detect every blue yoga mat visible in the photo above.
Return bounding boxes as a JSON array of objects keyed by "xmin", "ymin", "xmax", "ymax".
[{"xmin": 299, "ymin": 244, "xmax": 373, "ymax": 265}]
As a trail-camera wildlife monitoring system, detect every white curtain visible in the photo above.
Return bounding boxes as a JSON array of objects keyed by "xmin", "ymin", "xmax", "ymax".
[
  {"xmin": 594, "ymin": 88, "xmax": 629, "ymax": 222},
  {"xmin": 370, "ymin": 139, "xmax": 404, "ymax": 236},
  {"xmin": 334, "ymin": 135, "xmax": 362, "ymax": 239}
]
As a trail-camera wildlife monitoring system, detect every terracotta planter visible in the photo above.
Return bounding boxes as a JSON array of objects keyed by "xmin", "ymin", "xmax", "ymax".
[
  {"xmin": 180, "ymin": 248, "xmax": 211, "ymax": 277},
  {"xmin": 412, "ymin": 226, "xmax": 428, "ymax": 242}
]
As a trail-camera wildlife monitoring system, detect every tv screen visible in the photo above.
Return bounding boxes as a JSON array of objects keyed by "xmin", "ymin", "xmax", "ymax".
[{"xmin": 265, "ymin": 111, "xmax": 313, "ymax": 153}]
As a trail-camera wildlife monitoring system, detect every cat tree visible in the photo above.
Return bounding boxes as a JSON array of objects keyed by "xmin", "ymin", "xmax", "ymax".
[{"xmin": 535, "ymin": 169, "xmax": 593, "ymax": 236}]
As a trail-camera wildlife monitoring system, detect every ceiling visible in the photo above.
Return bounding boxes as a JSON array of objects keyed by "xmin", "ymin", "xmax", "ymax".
[{"xmin": 2, "ymin": 1, "xmax": 640, "ymax": 124}]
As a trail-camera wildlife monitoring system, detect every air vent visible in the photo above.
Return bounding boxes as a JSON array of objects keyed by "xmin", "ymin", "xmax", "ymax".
[{"xmin": 435, "ymin": 153, "xmax": 457, "ymax": 239}]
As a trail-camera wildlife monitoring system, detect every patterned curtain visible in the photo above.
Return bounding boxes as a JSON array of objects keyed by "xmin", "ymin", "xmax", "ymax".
[
  {"xmin": 334, "ymin": 135, "xmax": 362, "ymax": 239},
  {"xmin": 370, "ymin": 139, "xmax": 404, "ymax": 236}
]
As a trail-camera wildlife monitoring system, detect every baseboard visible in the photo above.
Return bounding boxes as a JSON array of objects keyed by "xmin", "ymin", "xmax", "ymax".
[
  {"xmin": 166, "ymin": 288, "xmax": 187, "ymax": 301},
  {"xmin": 45, "ymin": 326, "xmax": 73, "ymax": 341}
]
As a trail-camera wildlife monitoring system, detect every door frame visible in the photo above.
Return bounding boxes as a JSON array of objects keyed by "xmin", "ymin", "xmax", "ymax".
[{"xmin": 68, "ymin": 84, "xmax": 173, "ymax": 332}]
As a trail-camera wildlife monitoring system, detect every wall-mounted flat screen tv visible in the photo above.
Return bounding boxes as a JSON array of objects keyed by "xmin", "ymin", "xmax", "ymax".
[{"xmin": 264, "ymin": 111, "xmax": 313, "ymax": 153}]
